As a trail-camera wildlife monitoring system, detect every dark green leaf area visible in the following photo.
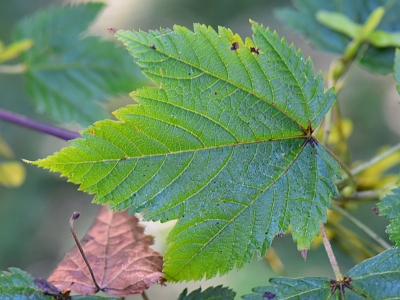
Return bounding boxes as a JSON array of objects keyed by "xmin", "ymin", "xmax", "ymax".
[
  {"xmin": 0, "ymin": 268, "xmax": 50, "ymax": 300},
  {"xmin": 377, "ymin": 186, "xmax": 400, "ymax": 245},
  {"xmin": 348, "ymin": 247, "xmax": 400, "ymax": 299},
  {"xmin": 12, "ymin": 3, "xmax": 141, "ymax": 125},
  {"xmin": 245, "ymin": 248, "xmax": 400, "ymax": 299},
  {"xmin": 276, "ymin": 0, "xmax": 400, "ymax": 74},
  {"xmin": 177, "ymin": 285, "xmax": 235, "ymax": 300},
  {"xmin": 34, "ymin": 22, "xmax": 339, "ymax": 281}
]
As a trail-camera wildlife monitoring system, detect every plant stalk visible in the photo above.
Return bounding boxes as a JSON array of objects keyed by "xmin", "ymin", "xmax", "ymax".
[
  {"xmin": 0, "ymin": 108, "xmax": 80, "ymax": 140},
  {"xmin": 320, "ymin": 223, "xmax": 343, "ymax": 281},
  {"xmin": 332, "ymin": 204, "xmax": 391, "ymax": 249}
]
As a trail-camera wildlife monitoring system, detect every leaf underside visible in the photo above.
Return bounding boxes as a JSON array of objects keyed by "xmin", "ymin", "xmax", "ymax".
[
  {"xmin": 12, "ymin": 3, "xmax": 141, "ymax": 125},
  {"xmin": 377, "ymin": 186, "xmax": 400, "ymax": 245},
  {"xmin": 244, "ymin": 247, "xmax": 400, "ymax": 299},
  {"xmin": 276, "ymin": 0, "xmax": 400, "ymax": 74},
  {"xmin": 33, "ymin": 21, "xmax": 340, "ymax": 281}
]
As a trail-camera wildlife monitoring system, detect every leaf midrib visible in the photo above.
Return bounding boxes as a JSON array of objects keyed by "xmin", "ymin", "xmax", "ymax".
[{"xmin": 49, "ymin": 135, "xmax": 307, "ymax": 166}]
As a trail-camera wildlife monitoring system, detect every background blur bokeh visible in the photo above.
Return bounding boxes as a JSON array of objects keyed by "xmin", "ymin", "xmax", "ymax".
[{"xmin": 1, "ymin": 0, "xmax": 399, "ymax": 299}]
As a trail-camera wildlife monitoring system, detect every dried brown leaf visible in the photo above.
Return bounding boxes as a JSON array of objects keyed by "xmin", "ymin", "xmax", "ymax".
[{"xmin": 48, "ymin": 206, "xmax": 164, "ymax": 297}]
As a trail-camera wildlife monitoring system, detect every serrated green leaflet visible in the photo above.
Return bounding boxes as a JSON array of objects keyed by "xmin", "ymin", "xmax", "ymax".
[
  {"xmin": 12, "ymin": 3, "xmax": 142, "ymax": 126},
  {"xmin": 178, "ymin": 285, "xmax": 235, "ymax": 300},
  {"xmin": 33, "ymin": 21, "xmax": 340, "ymax": 281},
  {"xmin": 276, "ymin": 0, "xmax": 400, "ymax": 74},
  {"xmin": 244, "ymin": 248, "xmax": 400, "ymax": 299},
  {"xmin": 377, "ymin": 186, "xmax": 400, "ymax": 245}
]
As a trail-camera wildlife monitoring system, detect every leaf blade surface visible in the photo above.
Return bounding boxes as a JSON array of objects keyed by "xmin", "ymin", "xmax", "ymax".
[{"xmin": 33, "ymin": 22, "xmax": 339, "ymax": 281}]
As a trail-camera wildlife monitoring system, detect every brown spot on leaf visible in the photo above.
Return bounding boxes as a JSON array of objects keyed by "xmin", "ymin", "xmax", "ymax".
[
  {"xmin": 250, "ymin": 47, "xmax": 260, "ymax": 54},
  {"xmin": 231, "ymin": 42, "xmax": 239, "ymax": 50},
  {"xmin": 48, "ymin": 206, "xmax": 164, "ymax": 297}
]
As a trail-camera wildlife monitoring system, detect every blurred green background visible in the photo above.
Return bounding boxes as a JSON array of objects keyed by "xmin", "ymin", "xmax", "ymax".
[{"xmin": 0, "ymin": 0, "xmax": 399, "ymax": 299}]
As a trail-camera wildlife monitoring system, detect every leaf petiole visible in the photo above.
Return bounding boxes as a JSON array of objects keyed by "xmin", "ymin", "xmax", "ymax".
[
  {"xmin": 320, "ymin": 223, "xmax": 343, "ymax": 281},
  {"xmin": 69, "ymin": 212, "xmax": 101, "ymax": 293}
]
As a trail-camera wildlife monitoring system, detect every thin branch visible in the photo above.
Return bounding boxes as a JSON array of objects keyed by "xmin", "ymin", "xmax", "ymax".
[
  {"xmin": 320, "ymin": 223, "xmax": 343, "ymax": 281},
  {"xmin": 332, "ymin": 204, "xmax": 391, "ymax": 249},
  {"xmin": 0, "ymin": 108, "xmax": 80, "ymax": 140}
]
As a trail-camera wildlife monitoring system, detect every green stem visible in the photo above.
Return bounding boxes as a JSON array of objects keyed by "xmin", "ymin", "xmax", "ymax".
[
  {"xmin": 320, "ymin": 223, "xmax": 343, "ymax": 281},
  {"xmin": 0, "ymin": 63, "xmax": 26, "ymax": 74},
  {"xmin": 332, "ymin": 204, "xmax": 391, "ymax": 249},
  {"xmin": 349, "ymin": 142, "xmax": 400, "ymax": 178},
  {"xmin": 334, "ymin": 189, "xmax": 382, "ymax": 202}
]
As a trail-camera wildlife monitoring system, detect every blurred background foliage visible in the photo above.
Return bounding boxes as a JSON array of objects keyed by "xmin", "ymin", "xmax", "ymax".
[{"xmin": 0, "ymin": 0, "xmax": 399, "ymax": 299}]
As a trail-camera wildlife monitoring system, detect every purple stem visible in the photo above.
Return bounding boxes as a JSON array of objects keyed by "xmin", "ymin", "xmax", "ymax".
[{"xmin": 0, "ymin": 108, "xmax": 80, "ymax": 141}]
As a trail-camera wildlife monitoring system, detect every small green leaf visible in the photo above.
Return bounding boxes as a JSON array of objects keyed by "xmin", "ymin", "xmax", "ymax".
[
  {"xmin": 177, "ymin": 286, "xmax": 235, "ymax": 300},
  {"xmin": 0, "ymin": 268, "xmax": 49, "ymax": 299},
  {"xmin": 12, "ymin": 3, "xmax": 142, "ymax": 125},
  {"xmin": 33, "ymin": 21, "xmax": 339, "ymax": 281},
  {"xmin": 276, "ymin": 0, "xmax": 400, "ymax": 74},
  {"xmin": 316, "ymin": 11, "xmax": 360, "ymax": 39},
  {"xmin": 244, "ymin": 248, "xmax": 400, "ymax": 299},
  {"xmin": 377, "ymin": 186, "xmax": 400, "ymax": 245}
]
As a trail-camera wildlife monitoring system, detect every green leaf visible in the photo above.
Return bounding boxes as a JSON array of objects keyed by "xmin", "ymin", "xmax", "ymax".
[
  {"xmin": 377, "ymin": 186, "xmax": 400, "ymax": 245},
  {"xmin": 0, "ymin": 268, "xmax": 50, "ymax": 300},
  {"xmin": 0, "ymin": 268, "xmax": 119, "ymax": 300},
  {"xmin": 177, "ymin": 286, "xmax": 235, "ymax": 300},
  {"xmin": 276, "ymin": 0, "xmax": 400, "ymax": 74},
  {"xmin": 395, "ymin": 49, "xmax": 400, "ymax": 95},
  {"xmin": 12, "ymin": 3, "xmax": 141, "ymax": 126},
  {"xmin": 32, "ymin": 21, "xmax": 339, "ymax": 281},
  {"xmin": 244, "ymin": 247, "xmax": 400, "ymax": 299}
]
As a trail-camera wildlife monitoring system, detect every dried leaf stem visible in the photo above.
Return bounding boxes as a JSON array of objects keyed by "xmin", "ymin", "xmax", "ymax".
[
  {"xmin": 69, "ymin": 212, "xmax": 101, "ymax": 293},
  {"xmin": 320, "ymin": 223, "xmax": 343, "ymax": 281},
  {"xmin": 332, "ymin": 204, "xmax": 391, "ymax": 249}
]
